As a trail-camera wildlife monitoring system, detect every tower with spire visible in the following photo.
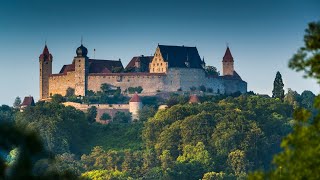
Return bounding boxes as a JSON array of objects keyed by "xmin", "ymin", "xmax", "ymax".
[
  {"xmin": 39, "ymin": 44, "xmax": 53, "ymax": 100},
  {"xmin": 222, "ymin": 46, "xmax": 234, "ymax": 76},
  {"xmin": 74, "ymin": 42, "xmax": 89, "ymax": 97}
]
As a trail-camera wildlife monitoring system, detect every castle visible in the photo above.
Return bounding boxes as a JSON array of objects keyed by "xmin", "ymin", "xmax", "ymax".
[{"xmin": 39, "ymin": 43, "xmax": 247, "ymax": 100}]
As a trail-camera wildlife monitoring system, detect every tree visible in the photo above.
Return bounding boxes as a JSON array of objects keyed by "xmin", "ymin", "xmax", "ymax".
[
  {"xmin": 227, "ymin": 149, "xmax": 248, "ymax": 176},
  {"xmin": 65, "ymin": 87, "xmax": 75, "ymax": 97},
  {"xmin": 138, "ymin": 105, "xmax": 156, "ymax": 122},
  {"xmin": 113, "ymin": 111, "xmax": 131, "ymax": 123},
  {"xmin": 249, "ymin": 20, "xmax": 320, "ymax": 180},
  {"xmin": 300, "ymin": 90, "xmax": 315, "ymax": 110},
  {"xmin": 51, "ymin": 94, "xmax": 65, "ymax": 104},
  {"xmin": 202, "ymin": 171, "xmax": 227, "ymax": 180},
  {"xmin": 205, "ymin": 66, "xmax": 220, "ymax": 76},
  {"xmin": 289, "ymin": 21, "xmax": 320, "ymax": 82},
  {"xmin": 284, "ymin": 88, "xmax": 300, "ymax": 108},
  {"xmin": 100, "ymin": 83, "xmax": 111, "ymax": 94},
  {"xmin": 0, "ymin": 105, "xmax": 14, "ymax": 122},
  {"xmin": 0, "ymin": 122, "xmax": 77, "ymax": 179},
  {"xmin": 87, "ymin": 106, "xmax": 97, "ymax": 123},
  {"xmin": 100, "ymin": 112, "xmax": 111, "ymax": 122},
  {"xmin": 13, "ymin": 96, "xmax": 21, "ymax": 108},
  {"xmin": 272, "ymin": 71, "xmax": 285, "ymax": 100}
]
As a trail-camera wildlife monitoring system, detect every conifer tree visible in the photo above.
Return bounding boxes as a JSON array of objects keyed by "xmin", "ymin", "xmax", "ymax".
[{"xmin": 272, "ymin": 71, "xmax": 285, "ymax": 100}]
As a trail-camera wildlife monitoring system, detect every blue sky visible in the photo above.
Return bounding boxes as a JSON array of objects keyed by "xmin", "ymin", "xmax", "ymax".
[{"xmin": 0, "ymin": 0, "xmax": 319, "ymax": 105}]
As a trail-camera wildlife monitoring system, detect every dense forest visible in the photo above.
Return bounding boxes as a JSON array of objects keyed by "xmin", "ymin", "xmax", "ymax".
[
  {"xmin": 0, "ymin": 21, "xmax": 319, "ymax": 179},
  {"xmin": 0, "ymin": 90, "xmax": 316, "ymax": 179}
]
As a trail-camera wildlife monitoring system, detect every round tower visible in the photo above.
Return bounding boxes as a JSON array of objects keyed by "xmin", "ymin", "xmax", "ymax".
[
  {"xmin": 129, "ymin": 93, "xmax": 143, "ymax": 120},
  {"xmin": 39, "ymin": 45, "xmax": 53, "ymax": 100}
]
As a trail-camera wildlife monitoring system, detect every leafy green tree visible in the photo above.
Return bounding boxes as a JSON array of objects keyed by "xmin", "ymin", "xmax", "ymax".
[
  {"xmin": 289, "ymin": 21, "xmax": 320, "ymax": 81},
  {"xmin": 51, "ymin": 94, "xmax": 66, "ymax": 103},
  {"xmin": 205, "ymin": 66, "xmax": 220, "ymax": 76},
  {"xmin": 177, "ymin": 142, "xmax": 212, "ymax": 168},
  {"xmin": 100, "ymin": 112, "xmax": 111, "ymax": 121},
  {"xmin": 159, "ymin": 150, "xmax": 174, "ymax": 170},
  {"xmin": 138, "ymin": 105, "xmax": 156, "ymax": 122},
  {"xmin": 0, "ymin": 105, "xmax": 14, "ymax": 122},
  {"xmin": 13, "ymin": 96, "xmax": 21, "ymax": 108},
  {"xmin": 227, "ymin": 149, "xmax": 248, "ymax": 177},
  {"xmin": 81, "ymin": 169, "xmax": 132, "ymax": 180},
  {"xmin": 272, "ymin": 71, "xmax": 285, "ymax": 100},
  {"xmin": 15, "ymin": 102, "xmax": 87, "ymax": 155},
  {"xmin": 202, "ymin": 171, "xmax": 227, "ymax": 180},
  {"xmin": 112, "ymin": 111, "xmax": 131, "ymax": 123},
  {"xmin": 54, "ymin": 153, "xmax": 83, "ymax": 176},
  {"xmin": 284, "ymin": 88, "xmax": 300, "ymax": 108},
  {"xmin": 0, "ymin": 122, "xmax": 77, "ymax": 179},
  {"xmin": 65, "ymin": 87, "xmax": 75, "ymax": 97},
  {"xmin": 87, "ymin": 106, "xmax": 97, "ymax": 123},
  {"xmin": 300, "ymin": 90, "xmax": 315, "ymax": 110},
  {"xmin": 100, "ymin": 83, "xmax": 111, "ymax": 94},
  {"xmin": 250, "ymin": 20, "xmax": 320, "ymax": 180}
]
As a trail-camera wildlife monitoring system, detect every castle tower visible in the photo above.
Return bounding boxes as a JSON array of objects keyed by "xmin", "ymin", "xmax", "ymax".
[
  {"xmin": 222, "ymin": 46, "xmax": 234, "ymax": 76},
  {"xmin": 129, "ymin": 93, "xmax": 143, "ymax": 120},
  {"xmin": 39, "ymin": 45, "xmax": 53, "ymax": 100},
  {"xmin": 74, "ymin": 44, "xmax": 88, "ymax": 97}
]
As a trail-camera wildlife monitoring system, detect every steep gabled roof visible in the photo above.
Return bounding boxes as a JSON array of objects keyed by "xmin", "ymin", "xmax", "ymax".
[
  {"xmin": 21, "ymin": 96, "xmax": 35, "ymax": 107},
  {"xmin": 59, "ymin": 63, "xmax": 75, "ymax": 74},
  {"xmin": 158, "ymin": 45, "xmax": 203, "ymax": 69},
  {"xmin": 222, "ymin": 47, "xmax": 234, "ymax": 62},
  {"xmin": 125, "ymin": 56, "xmax": 153, "ymax": 72},
  {"xmin": 88, "ymin": 59, "xmax": 124, "ymax": 73}
]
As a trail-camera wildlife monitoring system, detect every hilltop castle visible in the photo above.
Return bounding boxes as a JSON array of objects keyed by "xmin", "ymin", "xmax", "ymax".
[{"xmin": 39, "ymin": 44, "xmax": 247, "ymax": 100}]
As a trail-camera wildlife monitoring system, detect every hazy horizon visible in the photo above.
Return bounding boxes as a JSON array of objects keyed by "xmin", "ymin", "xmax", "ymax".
[{"xmin": 0, "ymin": 0, "xmax": 319, "ymax": 105}]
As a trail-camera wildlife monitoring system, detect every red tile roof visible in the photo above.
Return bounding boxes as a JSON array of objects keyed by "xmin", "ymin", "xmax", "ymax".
[
  {"xmin": 125, "ymin": 55, "xmax": 153, "ymax": 72},
  {"xmin": 189, "ymin": 94, "xmax": 200, "ymax": 104},
  {"xmin": 39, "ymin": 45, "xmax": 52, "ymax": 61},
  {"xmin": 130, "ymin": 93, "xmax": 141, "ymax": 102},
  {"xmin": 222, "ymin": 47, "xmax": 234, "ymax": 62},
  {"xmin": 21, "ymin": 96, "xmax": 35, "ymax": 106}
]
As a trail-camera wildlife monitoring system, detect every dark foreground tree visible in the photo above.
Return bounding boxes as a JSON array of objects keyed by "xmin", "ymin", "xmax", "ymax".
[
  {"xmin": 13, "ymin": 96, "xmax": 21, "ymax": 108},
  {"xmin": 272, "ymin": 71, "xmax": 285, "ymax": 100},
  {"xmin": 249, "ymin": 20, "xmax": 320, "ymax": 180},
  {"xmin": 0, "ymin": 122, "xmax": 78, "ymax": 179}
]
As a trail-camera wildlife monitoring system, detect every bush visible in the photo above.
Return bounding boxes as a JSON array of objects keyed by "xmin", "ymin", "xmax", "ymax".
[
  {"xmin": 190, "ymin": 86, "xmax": 196, "ymax": 91},
  {"xmin": 127, "ymin": 86, "xmax": 143, "ymax": 94}
]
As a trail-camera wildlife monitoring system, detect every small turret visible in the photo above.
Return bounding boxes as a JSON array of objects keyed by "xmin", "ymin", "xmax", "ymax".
[
  {"xmin": 222, "ymin": 46, "xmax": 234, "ymax": 76},
  {"xmin": 129, "ymin": 93, "xmax": 143, "ymax": 120},
  {"xmin": 189, "ymin": 94, "xmax": 200, "ymax": 104}
]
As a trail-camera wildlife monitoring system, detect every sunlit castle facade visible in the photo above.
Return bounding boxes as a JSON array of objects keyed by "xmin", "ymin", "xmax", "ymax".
[{"xmin": 39, "ymin": 43, "xmax": 247, "ymax": 100}]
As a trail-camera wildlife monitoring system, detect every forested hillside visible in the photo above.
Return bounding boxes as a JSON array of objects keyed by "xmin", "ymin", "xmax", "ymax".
[{"xmin": 1, "ymin": 91, "xmax": 315, "ymax": 179}]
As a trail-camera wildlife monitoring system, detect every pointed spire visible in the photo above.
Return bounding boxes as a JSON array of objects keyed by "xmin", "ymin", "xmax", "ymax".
[
  {"xmin": 223, "ymin": 46, "xmax": 234, "ymax": 62},
  {"xmin": 202, "ymin": 56, "xmax": 205, "ymax": 63},
  {"xmin": 40, "ymin": 44, "xmax": 52, "ymax": 61},
  {"xmin": 81, "ymin": 36, "xmax": 83, "ymax": 45}
]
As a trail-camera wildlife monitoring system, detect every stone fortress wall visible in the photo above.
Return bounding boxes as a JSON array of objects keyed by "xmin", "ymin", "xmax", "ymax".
[
  {"xmin": 87, "ymin": 73, "xmax": 166, "ymax": 93},
  {"xmin": 47, "ymin": 68, "xmax": 246, "ymax": 96},
  {"xmin": 49, "ymin": 72, "xmax": 76, "ymax": 96}
]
